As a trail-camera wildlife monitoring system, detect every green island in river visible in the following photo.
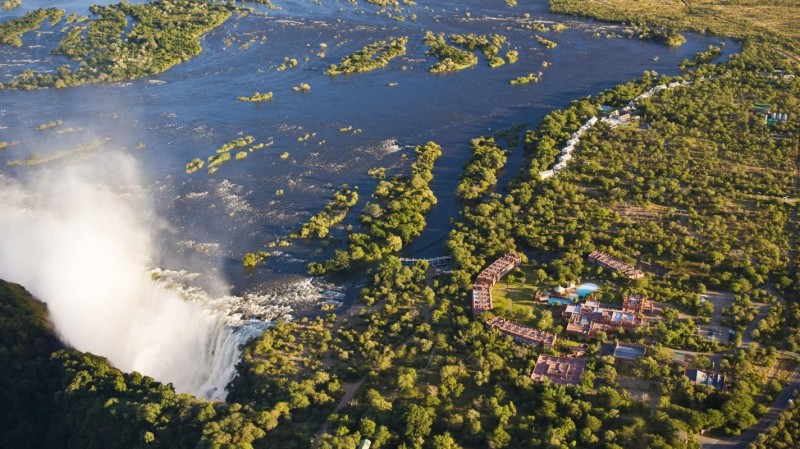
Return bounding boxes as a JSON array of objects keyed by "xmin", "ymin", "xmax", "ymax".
[{"xmin": 0, "ymin": 1, "xmax": 799, "ymax": 449}]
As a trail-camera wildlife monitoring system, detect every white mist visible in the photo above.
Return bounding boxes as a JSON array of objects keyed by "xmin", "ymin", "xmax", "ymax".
[{"xmin": 0, "ymin": 153, "xmax": 241, "ymax": 400}]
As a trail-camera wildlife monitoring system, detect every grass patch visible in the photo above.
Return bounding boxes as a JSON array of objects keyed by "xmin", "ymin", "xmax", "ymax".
[{"xmin": 492, "ymin": 282, "xmax": 547, "ymax": 327}]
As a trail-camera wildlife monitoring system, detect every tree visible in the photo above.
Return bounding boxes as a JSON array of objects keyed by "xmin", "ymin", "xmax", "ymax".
[
  {"xmin": 365, "ymin": 389, "xmax": 393, "ymax": 413},
  {"xmin": 693, "ymin": 354, "xmax": 713, "ymax": 371},
  {"xmin": 397, "ymin": 367, "xmax": 418, "ymax": 397},
  {"xmin": 596, "ymin": 364, "xmax": 617, "ymax": 385},
  {"xmin": 487, "ymin": 425, "xmax": 511, "ymax": 449},
  {"xmin": 400, "ymin": 403, "xmax": 433, "ymax": 443},
  {"xmin": 432, "ymin": 432, "xmax": 461, "ymax": 449}
]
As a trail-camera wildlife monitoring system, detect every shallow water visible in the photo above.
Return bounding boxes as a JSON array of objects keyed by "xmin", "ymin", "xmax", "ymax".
[{"xmin": 0, "ymin": 0, "xmax": 737, "ymax": 310}]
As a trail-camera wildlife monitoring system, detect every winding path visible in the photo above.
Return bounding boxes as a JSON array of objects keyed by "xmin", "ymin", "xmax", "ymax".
[{"xmin": 316, "ymin": 273, "xmax": 435, "ymax": 439}]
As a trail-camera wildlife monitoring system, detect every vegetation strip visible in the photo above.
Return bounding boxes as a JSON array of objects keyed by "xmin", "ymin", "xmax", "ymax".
[
  {"xmin": 326, "ymin": 37, "xmax": 408, "ymax": 75},
  {"xmin": 0, "ymin": 0, "xmax": 232, "ymax": 90},
  {"xmin": 423, "ymin": 32, "xmax": 479, "ymax": 73},
  {"xmin": 299, "ymin": 185, "xmax": 359, "ymax": 239},
  {"xmin": 308, "ymin": 141, "xmax": 442, "ymax": 274}
]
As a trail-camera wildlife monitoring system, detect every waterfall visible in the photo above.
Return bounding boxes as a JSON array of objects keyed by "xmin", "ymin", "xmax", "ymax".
[{"xmin": 0, "ymin": 153, "xmax": 254, "ymax": 400}]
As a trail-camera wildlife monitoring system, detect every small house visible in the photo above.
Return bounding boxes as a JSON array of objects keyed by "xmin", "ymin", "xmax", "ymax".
[{"xmin": 686, "ymin": 369, "xmax": 725, "ymax": 390}]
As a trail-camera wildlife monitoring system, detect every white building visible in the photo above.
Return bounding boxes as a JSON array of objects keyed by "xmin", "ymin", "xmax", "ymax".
[{"xmin": 539, "ymin": 170, "xmax": 555, "ymax": 180}]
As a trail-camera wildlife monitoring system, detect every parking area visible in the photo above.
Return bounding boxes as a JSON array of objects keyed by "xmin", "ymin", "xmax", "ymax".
[
  {"xmin": 696, "ymin": 324, "xmax": 735, "ymax": 343},
  {"xmin": 702, "ymin": 291, "xmax": 735, "ymax": 327},
  {"xmin": 698, "ymin": 291, "xmax": 735, "ymax": 343}
]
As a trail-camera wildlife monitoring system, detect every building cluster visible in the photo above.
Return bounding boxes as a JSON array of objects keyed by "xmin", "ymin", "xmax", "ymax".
[
  {"xmin": 751, "ymin": 103, "xmax": 789, "ymax": 125},
  {"xmin": 531, "ymin": 355, "xmax": 587, "ymax": 385},
  {"xmin": 600, "ymin": 104, "xmax": 639, "ymax": 128},
  {"xmin": 759, "ymin": 70, "xmax": 795, "ymax": 81},
  {"xmin": 472, "ymin": 253, "xmax": 522, "ymax": 316},
  {"xmin": 588, "ymin": 250, "xmax": 644, "ymax": 280},
  {"xmin": 540, "ymin": 80, "xmax": 695, "ymax": 181},
  {"xmin": 472, "ymin": 253, "xmax": 559, "ymax": 348},
  {"xmin": 485, "ymin": 316, "xmax": 557, "ymax": 347},
  {"xmin": 539, "ymin": 116, "xmax": 598, "ymax": 180},
  {"xmin": 766, "ymin": 112, "xmax": 789, "ymax": 124},
  {"xmin": 528, "ymin": 318, "xmax": 654, "ymax": 385},
  {"xmin": 563, "ymin": 295, "xmax": 654, "ymax": 337},
  {"xmin": 601, "ymin": 81, "xmax": 693, "ymax": 129},
  {"xmin": 672, "ymin": 353, "xmax": 727, "ymax": 390},
  {"xmin": 634, "ymin": 80, "xmax": 690, "ymax": 102}
]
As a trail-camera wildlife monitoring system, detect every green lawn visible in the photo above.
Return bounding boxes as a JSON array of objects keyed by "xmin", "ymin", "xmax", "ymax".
[{"xmin": 492, "ymin": 281, "xmax": 546, "ymax": 327}]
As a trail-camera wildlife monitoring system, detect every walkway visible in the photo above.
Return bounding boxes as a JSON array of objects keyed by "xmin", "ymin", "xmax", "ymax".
[
  {"xmin": 400, "ymin": 255, "xmax": 453, "ymax": 268},
  {"xmin": 316, "ymin": 269, "xmax": 436, "ymax": 439},
  {"xmin": 315, "ymin": 378, "xmax": 365, "ymax": 437}
]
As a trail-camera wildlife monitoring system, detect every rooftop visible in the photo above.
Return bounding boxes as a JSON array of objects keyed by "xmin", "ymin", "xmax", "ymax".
[
  {"xmin": 531, "ymin": 355, "xmax": 586, "ymax": 386},
  {"xmin": 563, "ymin": 296, "xmax": 653, "ymax": 337},
  {"xmin": 588, "ymin": 250, "xmax": 644, "ymax": 279},
  {"xmin": 486, "ymin": 316, "xmax": 557, "ymax": 347},
  {"xmin": 686, "ymin": 369, "xmax": 725, "ymax": 390},
  {"xmin": 472, "ymin": 253, "xmax": 521, "ymax": 317},
  {"xmin": 612, "ymin": 342, "xmax": 647, "ymax": 361}
]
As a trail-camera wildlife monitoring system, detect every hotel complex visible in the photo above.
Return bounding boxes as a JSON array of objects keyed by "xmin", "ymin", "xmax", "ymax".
[
  {"xmin": 472, "ymin": 253, "xmax": 559, "ymax": 348},
  {"xmin": 471, "ymin": 253, "xmax": 657, "ymax": 385},
  {"xmin": 563, "ymin": 295, "xmax": 653, "ymax": 337}
]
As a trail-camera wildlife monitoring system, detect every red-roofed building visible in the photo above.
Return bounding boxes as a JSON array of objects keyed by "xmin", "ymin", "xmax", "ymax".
[
  {"xmin": 485, "ymin": 316, "xmax": 557, "ymax": 347},
  {"xmin": 531, "ymin": 355, "xmax": 586, "ymax": 386},
  {"xmin": 472, "ymin": 253, "xmax": 521, "ymax": 317},
  {"xmin": 588, "ymin": 250, "xmax": 644, "ymax": 280}
]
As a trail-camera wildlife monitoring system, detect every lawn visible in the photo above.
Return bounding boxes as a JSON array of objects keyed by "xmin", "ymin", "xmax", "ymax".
[{"xmin": 491, "ymin": 281, "xmax": 543, "ymax": 327}]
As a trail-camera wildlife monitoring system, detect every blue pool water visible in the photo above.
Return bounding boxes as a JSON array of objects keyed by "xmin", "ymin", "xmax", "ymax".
[
  {"xmin": 576, "ymin": 283, "xmax": 599, "ymax": 297},
  {"xmin": 548, "ymin": 297, "xmax": 575, "ymax": 306}
]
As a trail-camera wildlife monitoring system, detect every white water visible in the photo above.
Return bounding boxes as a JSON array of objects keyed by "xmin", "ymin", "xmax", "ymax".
[{"xmin": 0, "ymin": 153, "xmax": 253, "ymax": 400}]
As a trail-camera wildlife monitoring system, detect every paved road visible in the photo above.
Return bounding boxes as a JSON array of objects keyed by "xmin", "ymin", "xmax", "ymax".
[
  {"xmin": 772, "ymin": 46, "xmax": 800, "ymax": 66},
  {"xmin": 700, "ymin": 358, "xmax": 800, "ymax": 449},
  {"xmin": 690, "ymin": 293, "xmax": 790, "ymax": 449}
]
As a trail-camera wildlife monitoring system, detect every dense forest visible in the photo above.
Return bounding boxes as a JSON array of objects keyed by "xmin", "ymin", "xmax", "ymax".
[{"xmin": 1, "ymin": 0, "xmax": 799, "ymax": 448}]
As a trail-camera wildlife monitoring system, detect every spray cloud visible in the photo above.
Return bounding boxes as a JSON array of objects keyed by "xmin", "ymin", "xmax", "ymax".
[{"xmin": 0, "ymin": 152, "xmax": 241, "ymax": 400}]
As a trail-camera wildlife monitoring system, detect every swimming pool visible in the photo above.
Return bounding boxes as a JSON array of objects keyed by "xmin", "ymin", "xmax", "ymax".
[
  {"xmin": 576, "ymin": 283, "xmax": 599, "ymax": 297},
  {"xmin": 548, "ymin": 297, "xmax": 575, "ymax": 306}
]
